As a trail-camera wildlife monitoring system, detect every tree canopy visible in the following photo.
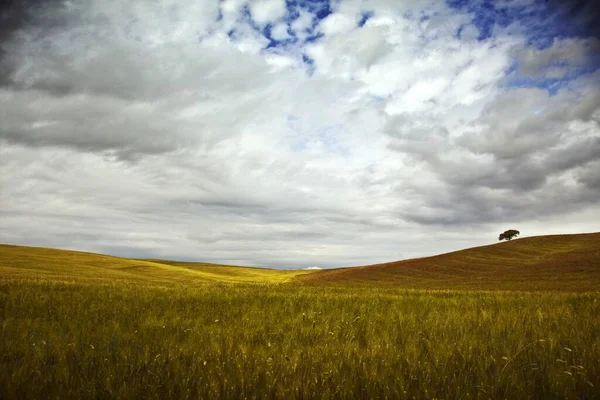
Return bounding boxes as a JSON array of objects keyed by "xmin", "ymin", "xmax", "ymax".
[{"xmin": 498, "ymin": 229, "xmax": 520, "ymax": 241}]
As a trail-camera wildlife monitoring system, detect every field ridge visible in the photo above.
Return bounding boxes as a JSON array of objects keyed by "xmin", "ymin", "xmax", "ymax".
[
  {"xmin": 1, "ymin": 232, "xmax": 599, "ymax": 290},
  {"xmin": 297, "ymin": 232, "xmax": 600, "ymax": 291},
  {"xmin": 0, "ymin": 244, "xmax": 309, "ymax": 284}
]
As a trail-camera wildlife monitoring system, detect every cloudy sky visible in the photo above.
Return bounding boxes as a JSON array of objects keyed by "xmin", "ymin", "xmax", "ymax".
[{"xmin": 1, "ymin": 0, "xmax": 599, "ymax": 268}]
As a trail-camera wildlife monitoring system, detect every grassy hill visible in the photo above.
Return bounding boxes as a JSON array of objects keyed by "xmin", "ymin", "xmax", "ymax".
[
  {"xmin": 1, "ymin": 232, "xmax": 599, "ymax": 290},
  {"xmin": 0, "ymin": 244, "xmax": 310, "ymax": 285},
  {"xmin": 1, "ymin": 235, "xmax": 599, "ymax": 398},
  {"xmin": 297, "ymin": 233, "xmax": 600, "ymax": 291}
]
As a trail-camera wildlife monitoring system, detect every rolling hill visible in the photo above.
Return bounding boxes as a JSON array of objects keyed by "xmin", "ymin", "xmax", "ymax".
[
  {"xmin": 1, "ymin": 233, "xmax": 599, "ymax": 290},
  {"xmin": 296, "ymin": 233, "xmax": 600, "ymax": 291},
  {"xmin": 0, "ymin": 244, "xmax": 309, "ymax": 285}
]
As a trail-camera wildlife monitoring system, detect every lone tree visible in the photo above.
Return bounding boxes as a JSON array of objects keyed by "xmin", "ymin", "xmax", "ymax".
[{"xmin": 498, "ymin": 229, "xmax": 520, "ymax": 241}]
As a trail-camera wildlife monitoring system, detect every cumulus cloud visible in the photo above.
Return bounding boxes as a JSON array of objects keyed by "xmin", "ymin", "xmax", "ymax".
[
  {"xmin": 319, "ymin": 13, "xmax": 356, "ymax": 36},
  {"xmin": 270, "ymin": 22, "xmax": 291, "ymax": 41},
  {"xmin": 0, "ymin": 0, "xmax": 598, "ymax": 268},
  {"xmin": 248, "ymin": 0, "xmax": 287, "ymax": 26}
]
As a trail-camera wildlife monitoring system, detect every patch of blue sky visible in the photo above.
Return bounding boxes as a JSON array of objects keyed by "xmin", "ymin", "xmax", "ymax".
[
  {"xmin": 502, "ymin": 62, "xmax": 598, "ymax": 94},
  {"xmin": 285, "ymin": 2, "xmax": 301, "ymax": 21},
  {"xmin": 502, "ymin": 76, "xmax": 565, "ymax": 95},
  {"xmin": 286, "ymin": 0, "xmax": 333, "ymax": 21},
  {"xmin": 287, "ymin": 115, "xmax": 347, "ymax": 156},
  {"xmin": 240, "ymin": 4, "xmax": 262, "ymax": 31},
  {"xmin": 367, "ymin": 95, "xmax": 387, "ymax": 107},
  {"xmin": 446, "ymin": 0, "xmax": 599, "ymax": 95},
  {"xmin": 316, "ymin": 125, "xmax": 349, "ymax": 157},
  {"xmin": 358, "ymin": 11, "xmax": 374, "ymax": 27},
  {"xmin": 285, "ymin": 0, "xmax": 333, "ymax": 40},
  {"xmin": 446, "ymin": 0, "xmax": 518, "ymax": 41},
  {"xmin": 230, "ymin": 0, "xmax": 383, "ymax": 74},
  {"xmin": 405, "ymin": 7, "xmax": 442, "ymax": 24},
  {"xmin": 263, "ymin": 24, "xmax": 299, "ymax": 49},
  {"xmin": 262, "ymin": 24, "xmax": 273, "ymax": 38},
  {"xmin": 302, "ymin": 54, "xmax": 316, "ymax": 75},
  {"xmin": 290, "ymin": 132, "xmax": 347, "ymax": 156},
  {"xmin": 446, "ymin": 0, "xmax": 600, "ymax": 48},
  {"xmin": 230, "ymin": 0, "xmax": 333, "ymax": 52},
  {"xmin": 304, "ymin": 32, "xmax": 324, "ymax": 44}
]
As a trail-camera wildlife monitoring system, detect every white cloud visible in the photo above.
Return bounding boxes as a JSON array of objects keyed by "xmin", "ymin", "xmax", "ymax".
[
  {"xmin": 0, "ymin": 0, "xmax": 598, "ymax": 268},
  {"xmin": 270, "ymin": 22, "xmax": 291, "ymax": 40},
  {"xmin": 290, "ymin": 9, "xmax": 314, "ymax": 39},
  {"xmin": 306, "ymin": 24, "xmax": 392, "ymax": 79},
  {"xmin": 264, "ymin": 53, "xmax": 298, "ymax": 71},
  {"xmin": 320, "ymin": 13, "xmax": 357, "ymax": 36},
  {"xmin": 249, "ymin": 0, "xmax": 287, "ymax": 25}
]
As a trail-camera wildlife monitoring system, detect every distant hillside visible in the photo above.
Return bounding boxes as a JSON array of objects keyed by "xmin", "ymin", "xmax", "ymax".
[
  {"xmin": 2, "ymin": 233, "xmax": 599, "ymax": 290},
  {"xmin": 0, "ymin": 244, "xmax": 309, "ymax": 285},
  {"xmin": 296, "ymin": 233, "xmax": 600, "ymax": 291}
]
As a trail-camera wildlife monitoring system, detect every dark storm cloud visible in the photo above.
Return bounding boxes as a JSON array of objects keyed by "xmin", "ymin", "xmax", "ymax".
[
  {"xmin": 401, "ymin": 181, "xmax": 600, "ymax": 227},
  {"xmin": 0, "ymin": 0, "xmax": 64, "ymax": 82},
  {"xmin": 0, "ymin": 90, "xmax": 198, "ymax": 158},
  {"xmin": 577, "ymin": 161, "xmax": 600, "ymax": 189},
  {"xmin": 386, "ymin": 66, "xmax": 600, "ymax": 226},
  {"xmin": 0, "ymin": 0, "xmax": 276, "ymax": 157}
]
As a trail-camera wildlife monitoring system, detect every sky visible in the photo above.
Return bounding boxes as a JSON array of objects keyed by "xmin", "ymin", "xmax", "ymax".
[{"xmin": 0, "ymin": 0, "xmax": 599, "ymax": 269}]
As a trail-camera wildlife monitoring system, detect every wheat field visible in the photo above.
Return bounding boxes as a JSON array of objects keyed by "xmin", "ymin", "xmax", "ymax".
[{"xmin": 1, "ymin": 237, "xmax": 599, "ymax": 399}]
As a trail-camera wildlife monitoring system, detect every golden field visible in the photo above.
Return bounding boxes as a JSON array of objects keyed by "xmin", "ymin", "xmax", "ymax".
[{"xmin": 1, "ymin": 233, "xmax": 599, "ymax": 399}]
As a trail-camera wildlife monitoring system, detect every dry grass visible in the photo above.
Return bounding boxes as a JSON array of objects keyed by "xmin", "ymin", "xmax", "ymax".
[
  {"xmin": 1, "ymin": 234, "xmax": 599, "ymax": 398},
  {"xmin": 1, "ymin": 281, "xmax": 599, "ymax": 399},
  {"xmin": 0, "ymin": 244, "xmax": 311, "ymax": 285},
  {"xmin": 297, "ymin": 233, "xmax": 600, "ymax": 291},
  {"xmin": 3, "ymin": 232, "xmax": 599, "ymax": 290}
]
